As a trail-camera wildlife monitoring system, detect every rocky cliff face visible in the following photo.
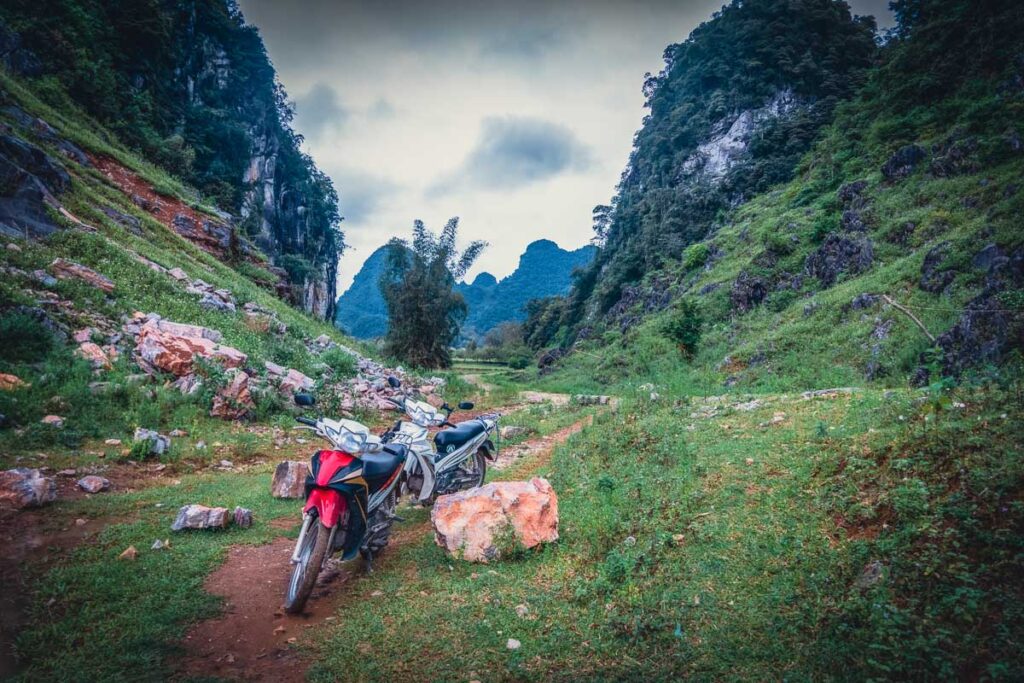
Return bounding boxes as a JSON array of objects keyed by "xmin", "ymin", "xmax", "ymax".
[{"xmin": 0, "ymin": 2, "xmax": 340, "ymax": 319}]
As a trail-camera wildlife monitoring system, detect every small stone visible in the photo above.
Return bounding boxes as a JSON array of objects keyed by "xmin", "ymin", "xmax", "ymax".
[
  {"xmin": 672, "ymin": 534, "xmax": 685, "ymax": 545},
  {"xmin": 515, "ymin": 604, "xmax": 529, "ymax": 618},
  {"xmin": 171, "ymin": 504, "xmax": 230, "ymax": 531},
  {"xmin": 75, "ymin": 518, "xmax": 87, "ymax": 527},
  {"xmin": 371, "ymin": 590, "xmax": 383, "ymax": 597},
  {"xmin": 41, "ymin": 415, "xmax": 64, "ymax": 428},
  {"xmin": 623, "ymin": 535, "xmax": 636, "ymax": 547},
  {"xmin": 77, "ymin": 475, "xmax": 110, "ymax": 493},
  {"xmin": 745, "ymin": 458, "xmax": 754, "ymax": 466},
  {"xmin": 233, "ymin": 506, "xmax": 253, "ymax": 529},
  {"xmin": 119, "ymin": 545, "xmax": 138, "ymax": 561},
  {"xmin": 506, "ymin": 638, "xmax": 521, "ymax": 650},
  {"xmin": 218, "ymin": 459, "xmax": 234, "ymax": 469},
  {"xmin": 151, "ymin": 538, "xmax": 170, "ymax": 550},
  {"xmin": 271, "ymin": 461, "xmax": 309, "ymax": 498},
  {"xmin": 6, "ymin": 242, "xmax": 21, "ymax": 252},
  {"xmin": 273, "ymin": 625, "xmax": 286, "ymax": 635},
  {"xmin": 168, "ymin": 429, "xmax": 188, "ymax": 437},
  {"xmin": 133, "ymin": 428, "xmax": 170, "ymax": 457},
  {"xmin": 0, "ymin": 373, "xmax": 28, "ymax": 391},
  {"xmin": 104, "ymin": 438, "xmax": 122, "ymax": 446}
]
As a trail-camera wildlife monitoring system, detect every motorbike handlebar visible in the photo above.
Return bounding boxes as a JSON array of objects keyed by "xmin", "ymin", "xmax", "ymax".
[{"xmin": 296, "ymin": 416, "xmax": 317, "ymax": 427}]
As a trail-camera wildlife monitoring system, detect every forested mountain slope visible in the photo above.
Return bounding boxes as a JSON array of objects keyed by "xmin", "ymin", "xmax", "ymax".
[
  {"xmin": 531, "ymin": 0, "xmax": 1024, "ymax": 391},
  {"xmin": 0, "ymin": 0, "xmax": 342, "ymax": 317}
]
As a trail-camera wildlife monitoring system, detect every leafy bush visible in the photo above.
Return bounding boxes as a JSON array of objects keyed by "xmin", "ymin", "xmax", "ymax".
[
  {"xmin": 0, "ymin": 311, "xmax": 54, "ymax": 364},
  {"xmin": 320, "ymin": 347, "xmax": 357, "ymax": 378},
  {"xmin": 683, "ymin": 243, "xmax": 710, "ymax": 271},
  {"xmin": 660, "ymin": 300, "xmax": 703, "ymax": 357}
]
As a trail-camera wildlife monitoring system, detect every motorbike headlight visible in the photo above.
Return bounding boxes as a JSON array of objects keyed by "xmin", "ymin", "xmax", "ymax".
[{"xmin": 332, "ymin": 425, "xmax": 367, "ymax": 453}]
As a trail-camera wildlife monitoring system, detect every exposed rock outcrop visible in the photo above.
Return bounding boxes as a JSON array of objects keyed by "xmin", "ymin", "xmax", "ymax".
[
  {"xmin": 134, "ymin": 317, "xmax": 246, "ymax": 376},
  {"xmin": 805, "ymin": 234, "xmax": 874, "ymax": 287},
  {"xmin": 0, "ymin": 134, "xmax": 71, "ymax": 239}
]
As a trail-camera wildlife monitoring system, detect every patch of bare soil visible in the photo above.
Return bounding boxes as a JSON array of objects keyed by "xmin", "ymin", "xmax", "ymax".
[
  {"xmin": 179, "ymin": 411, "xmax": 593, "ymax": 682},
  {"xmin": 179, "ymin": 535, "xmax": 353, "ymax": 682}
]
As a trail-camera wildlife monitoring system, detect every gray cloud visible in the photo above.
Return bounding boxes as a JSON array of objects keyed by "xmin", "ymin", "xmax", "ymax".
[
  {"xmin": 329, "ymin": 168, "xmax": 400, "ymax": 224},
  {"xmin": 368, "ymin": 97, "xmax": 396, "ymax": 119},
  {"xmin": 294, "ymin": 83, "xmax": 348, "ymax": 139},
  {"xmin": 431, "ymin": 116, "xmax": 592, "ymax": 195},
  {"xmin": 480, "ymin": 25, "xmax": 568, "ymax": 62}
]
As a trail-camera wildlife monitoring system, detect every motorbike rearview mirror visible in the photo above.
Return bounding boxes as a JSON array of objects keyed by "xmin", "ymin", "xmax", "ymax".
[
  {"xmin": 294, "ymin": 393, "xmax": 316, "ymax": 407},
  {"xmin": 387, "ymin": 376, "xmax": 401, "ymax": 389},
  {"xmin": 458, "ymin": 401, "xmax": 474, "ymax": 410}
]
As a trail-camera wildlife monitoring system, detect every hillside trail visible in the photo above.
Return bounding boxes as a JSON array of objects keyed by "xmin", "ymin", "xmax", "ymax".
[{"xmin": 178, "ymin": 395, "xmax": 594, "ymax": 682}]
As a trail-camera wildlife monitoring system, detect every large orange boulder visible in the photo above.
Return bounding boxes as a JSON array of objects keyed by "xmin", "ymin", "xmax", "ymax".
[
  {"xmin": 431, "ymin": 478, "xmax": 559, "ymax": 562},
  {"xmin": 135, "ymin": 319, "xmax": 246, "ymax": 376}
]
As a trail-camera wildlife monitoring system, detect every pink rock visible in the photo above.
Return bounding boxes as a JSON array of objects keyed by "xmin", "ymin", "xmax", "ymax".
[
  {"xmin": 431, "ymin": 478, "xmax": 559, "ymax": 562},
  {"xmin": 135, "ymin": 319, "xmax": 244, "ymax": 377},
  {"xmin": 170, "ymin": 504, "xmax": 230, "ymax": 531},
  {"xmin": 49, "ymin": 258, "xmax": 115, "ymax": 292},
  {"xmin": 0, "ymin": 468, "xmax": 56, "ymax": 508},
  {"xmin": 279, "ymin": 368, "xmax": 314, "ymax": 394},
  {"xmin": 41, "ymin": 415, "xmax": 64, "ymax": 427},
  {"xmin": 76, "ymin": 342, "xmax": 111, "ymax": 369},
  {"xmin": 168, "ymin": 267, "xmax": 189, "ymax": 281},
  {"xmin": 73, "ymin": 328, "xmax": 94, "ymax": 343},
  {"xmin": 271, "ymin": 461, "xmax": 309, "ymax": 498},
  {"xmin": 209, "ymin": 369, "xmax": 254, "ymax": 420},
  {"xmin": 77, "ymin": 475, "xmax": 110, "ymax": 493}
]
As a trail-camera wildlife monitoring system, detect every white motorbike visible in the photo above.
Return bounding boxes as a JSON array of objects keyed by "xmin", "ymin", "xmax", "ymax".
[{"xmin": 381, "ymin": 376, "xmax": 499, "ymax": 504}]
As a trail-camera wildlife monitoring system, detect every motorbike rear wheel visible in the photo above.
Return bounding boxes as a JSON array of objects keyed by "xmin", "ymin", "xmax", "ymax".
[{"xmin": 284, "ymin": 522, "xmax": 332, "ymax": 614}]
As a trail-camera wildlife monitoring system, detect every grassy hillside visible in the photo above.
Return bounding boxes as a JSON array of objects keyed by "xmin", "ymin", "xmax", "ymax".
[
  {"xmin": 0, "ymin": 68, "xmax": 364, "ymax": 463},
  {"xmin": 530, "ymin": 0, "xmax": 1024, "ymax": 395}
]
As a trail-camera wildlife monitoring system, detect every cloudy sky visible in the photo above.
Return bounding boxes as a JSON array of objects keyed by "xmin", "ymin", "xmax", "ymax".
[{"xmin": 238, "ymin": 0, "xmax": 893, "ymax": 293}]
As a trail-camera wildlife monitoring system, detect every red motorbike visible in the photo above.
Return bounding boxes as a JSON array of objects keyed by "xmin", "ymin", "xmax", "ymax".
[{"xmin": 284, "ymin": 393, "xmax": 408, "ymax": 614}]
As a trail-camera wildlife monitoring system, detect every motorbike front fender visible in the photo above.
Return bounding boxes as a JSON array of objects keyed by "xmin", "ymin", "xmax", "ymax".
[
  {"xmin": 413, "ymin": 449, "xmax": 436, "ymax": 501},
  {"xmin": 304, "ymin": 488, "xmax": 347, "ymax": 528}
]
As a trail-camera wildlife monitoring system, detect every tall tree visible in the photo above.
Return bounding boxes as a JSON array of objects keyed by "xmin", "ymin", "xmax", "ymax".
[{"xmin": 380, "ymin": 218, "xmax": 486, "ymax": 368}]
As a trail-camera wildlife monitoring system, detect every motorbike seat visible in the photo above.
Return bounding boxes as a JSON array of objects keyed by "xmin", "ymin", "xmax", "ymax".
[
  {"xmin": 434, "ymin": 420, "xmax": 486, "ymax": 453},
  {"xmin": 361, "ymin": 445, "xmax": 406, "ymax": 484}
]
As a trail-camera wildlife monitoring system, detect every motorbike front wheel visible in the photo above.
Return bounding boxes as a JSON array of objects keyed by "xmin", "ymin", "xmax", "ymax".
[{"xmin": 284, "ymin": 522, "xmax": 332, "ymax": 614}]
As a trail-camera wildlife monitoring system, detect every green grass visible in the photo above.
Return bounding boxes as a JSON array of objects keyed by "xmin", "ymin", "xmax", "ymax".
[
  {"xmin": 298, "ymin": 382, "xmax": 1022, "ymax": 681},
  {"xmin": 13, "ymin": 466, "xmax": 300, "ymax": 682}
]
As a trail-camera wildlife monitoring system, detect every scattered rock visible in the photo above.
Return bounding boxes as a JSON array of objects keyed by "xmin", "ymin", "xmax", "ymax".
[
  {"xmin": 271, "ymin": 461, "xmax": 309, "ymax": 498},
  {"xmin": 805, "ymin": 233, "xmax": 874, "ymax": 287},
  {"xmin": 278, "ymin": 368, "xmax": 315, "ymax": 395},
  {"xmin": 881, "ymin": 144, "xmax": 927, "ymax": 180},
  {"xmin": 41, "ymin": 414, "xmax": 64, "ymax": 428},
  {"xmin": 730, "ymin": 272, "xmax": 767, "ymax": 313},
  {"xmin": 49, "ymin": 258, "xmax": 115, "ymax": 292},
  {"xmin": 515, "ymin": 604, "xmax": 529, "ymax": 618},
  {"xmin": 432, "ymin": 478, "xmax": 559, "ymax": 563},
  {"xmin": 210, "ymin": 369, "xmax": 254, "ymax": 420},
  {"xmin": 506, "ymin": 638, "xmax": 521, "ymax": 651},
  {"xmin": 919, "ymin": 242, "xmax": 955, "ymax": 294},
  {"xmin": 800, "ymin": 387, "xmax": 858, "ymax": 400},
  {"xmin": 76, "ymin": 341, "xmax": 112, "ymax": 369},
  {"xmin": 104, "ymin": 438, "xmax": 122, "ymax": 446},
  {"xmin": 0, "ymin": 373, "xmax": 28, "ymax": 391},
  {"xmin": 171, "ymin": 504, "xmax": 230, "ymax": 531},
  {"xmin": 0, "ymin": 467, "xmax": 56, "ymax": 508},
  {"xmin": 76, "ymin": 475, "xmax": 110, "ymax": 493},
  {"xmin": 499, "ymin": 425, "xmax": 527, "ymax": 439},
  {"xmin": 119, "ymin": 545, "xmax": 138, "ymax": 561},
  {"xmin": 133, "ymin": 428, "xmax": 171, "ymax": 456},
  {"xmin": 574, "ymin": 395, "xmax": 611, "ymax": 406},
  {"xmin": 233, "ymin": 506, "xmax": 253, "ymax": 528},
  {"xmin": 135, "ymin": 318, "xmax": 245, "ymax": 376},
  {"xmin": 151, "ymin": 538, "xmax": 170, "ymax": 551}
]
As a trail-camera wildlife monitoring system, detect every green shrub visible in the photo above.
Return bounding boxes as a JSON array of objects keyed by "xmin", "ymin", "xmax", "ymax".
[
  {"xmin": 0, "ymin": 311, "xmax": 54, "ymax": 364},
  {"xmin": 320, "ymin": 347, "xmax": 357, "ymax": 378},
  {"xmin": 683, "ymin": 243, "xmax": 710, "ymax": 270},
  {"xmin": 660, "ymin": 300, "xmax": 703, "ymax": 357}
]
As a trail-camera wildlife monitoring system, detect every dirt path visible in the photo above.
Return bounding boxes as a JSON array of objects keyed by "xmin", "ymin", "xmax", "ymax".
[{"xmin": 178, "ymin": 411, "xmax": 593, "ymax": 682}]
